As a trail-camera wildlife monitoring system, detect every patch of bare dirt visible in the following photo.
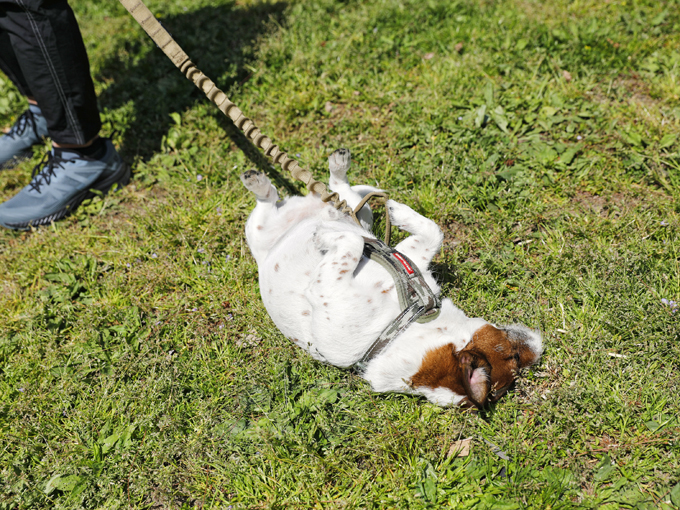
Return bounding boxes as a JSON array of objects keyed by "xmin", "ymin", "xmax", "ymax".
[
  {"xmin": 441, "ymin": 219, "xmax": 471, "ymax": 250},
  {"xmin": 571, "ymin": 190, "xmax": 624, "ymax": 218},
  {"xmin": 570, "ymin": 188, "xmax": 671, "ymax": 219},
  {"xmin": 589, "ymin": 73, "xmax": 665, "ymax": 114},
  {"xmin": 324, "ymin": 101, "xmax": 394, "ymax": 128}
]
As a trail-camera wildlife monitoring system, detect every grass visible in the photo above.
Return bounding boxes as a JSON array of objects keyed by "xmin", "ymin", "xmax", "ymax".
[{"xmin": 1, "ymin": 0, "xmax": 679, "ymax": 507}]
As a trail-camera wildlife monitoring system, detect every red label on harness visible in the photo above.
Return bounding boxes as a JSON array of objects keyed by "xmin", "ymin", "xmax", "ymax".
[{"xmin": 393, "ymin": 252, "xmax": 414, "ymax": 274}]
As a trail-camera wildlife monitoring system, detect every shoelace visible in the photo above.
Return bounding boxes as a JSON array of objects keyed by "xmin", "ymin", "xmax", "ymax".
[
  {"xmin": 6, "ymin": 110, "xmax": 38, "ymax": 140},
  {"xmin": 29, "ymin": 152, "xmax": 66, "ymax": 194}
]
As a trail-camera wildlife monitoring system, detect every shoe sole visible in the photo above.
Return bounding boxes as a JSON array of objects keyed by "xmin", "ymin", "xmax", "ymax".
[
  {"xmin": 0, "ymin": 149, "xmax": 34, "ymax": 171},
  {"xmin": 1, "ymin": 162, "xmax": 131, "ymax": 230}
]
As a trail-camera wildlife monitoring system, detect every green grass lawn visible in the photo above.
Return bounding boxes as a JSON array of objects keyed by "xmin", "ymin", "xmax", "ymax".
[{"xmin": 1, "ymin": 0, "xmax": 679, "ymax": 507}]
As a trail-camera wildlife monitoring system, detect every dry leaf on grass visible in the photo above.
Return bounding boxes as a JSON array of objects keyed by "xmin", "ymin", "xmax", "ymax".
[
  {"xmin": 423, "ymin": 52, "xmax": 435, "ymax": 60},
  {"xmin": 562, "ymin": 70, "xmax": 572, "ymax": 82},
  {"xmin": 325, "ymin": 101, "xmax": 334, "ymax": 112},
  {"xmin": 455, "ymin": 42, "xmax": 464, "ymax": 53},
  {"xmin": 447, "ymin": 437, "xmax": 472, "ymax": 458}
]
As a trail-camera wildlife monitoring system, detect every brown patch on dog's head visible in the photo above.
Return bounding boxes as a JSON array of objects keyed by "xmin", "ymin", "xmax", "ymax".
[
  {"xmin": 410, "ymin": 324, "xmax": 542, "ymax": 409},
  {"xmin": 461, "ymin": 324, "xmax": 542, "ymax": 407}
]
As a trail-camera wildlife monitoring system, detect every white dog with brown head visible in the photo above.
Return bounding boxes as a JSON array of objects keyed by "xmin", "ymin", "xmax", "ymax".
[{"xmin": 241, "ymin": 149, "xmax": 542, "ymax": 408}]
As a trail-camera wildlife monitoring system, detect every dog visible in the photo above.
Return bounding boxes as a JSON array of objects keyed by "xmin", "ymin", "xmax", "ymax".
[{"xmin": 240, "ymin": 148, "xmax": 542, "ymax": 408}]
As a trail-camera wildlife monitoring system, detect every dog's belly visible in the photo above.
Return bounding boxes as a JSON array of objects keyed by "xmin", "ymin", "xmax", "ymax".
[
  {"xmin": 258, "ymin": 219, "xmax": 402, "ymax": 367},
  {"xmin": 258, "ymin": 220, "xmax": 321, "ymax": 345}
]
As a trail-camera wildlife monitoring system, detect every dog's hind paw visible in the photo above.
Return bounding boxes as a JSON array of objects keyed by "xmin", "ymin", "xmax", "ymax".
[
  {"xmin": 240, "ymin": 169, "xmax": 272, "ymax": 199},
  {"xmin": 312, "ymin": 230, "xmax": 331, "ymax": 253},
  {"xmin": 312, "ymin": 227, "xmax": 345, "ymax": 253}
]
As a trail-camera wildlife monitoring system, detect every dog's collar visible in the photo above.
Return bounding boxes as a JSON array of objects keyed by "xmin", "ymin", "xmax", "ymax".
[{"xmin": 354, "ymin": 237, "xmax": 441, "ymax": 370}]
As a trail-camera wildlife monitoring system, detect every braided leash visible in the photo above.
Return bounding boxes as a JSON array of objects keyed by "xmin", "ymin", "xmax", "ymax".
[{"xmin": 117, "ymin": 0, "xmax": 361, "ymax": 223}]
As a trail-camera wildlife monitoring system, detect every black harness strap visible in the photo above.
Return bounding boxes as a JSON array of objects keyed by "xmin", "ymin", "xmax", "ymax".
[{"xmin": 354, "ymin": 237, "xmax": 441, "ymax": 370}]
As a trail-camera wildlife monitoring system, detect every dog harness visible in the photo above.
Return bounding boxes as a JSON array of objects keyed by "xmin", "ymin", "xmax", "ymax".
[{"xmin": 354, "ymin": 237, "xmax": 442, "ymax": 370}]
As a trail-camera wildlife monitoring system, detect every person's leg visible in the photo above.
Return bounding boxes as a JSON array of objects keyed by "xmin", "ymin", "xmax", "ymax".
[
  {"xmin": 0, "ymin": 27, "xmax": 32, "ymax": 97},
  {"xmin": 0, "ymin": 21, "xmax": 49, "ymax": 167},
  {"xmin": 0, "ymin": 0, "xmax": 101, "ymax": 145},
  {"xmin": 0, "ymin": 0, "xmax": 129, "ymax": 230}
]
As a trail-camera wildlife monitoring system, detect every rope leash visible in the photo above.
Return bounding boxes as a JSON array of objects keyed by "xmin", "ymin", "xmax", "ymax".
[{"xmin": 117, "ymin": 0, "xmax": 363, "ymax": 223}]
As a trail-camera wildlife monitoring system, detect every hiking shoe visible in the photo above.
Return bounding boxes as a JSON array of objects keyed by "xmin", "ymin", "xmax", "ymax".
[
  {"xmin": 0, "ymin": 108, "xmax": 49, "ymax": 169},
  {"xmin": 0, "ymin": 139, "xmax": 130, "ymax": 230}
]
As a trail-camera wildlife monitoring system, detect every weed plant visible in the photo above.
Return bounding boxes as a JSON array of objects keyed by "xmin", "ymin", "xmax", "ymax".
[{"xmin": 1, "ymin": 0, "xmax": 679, "ymax": 508}]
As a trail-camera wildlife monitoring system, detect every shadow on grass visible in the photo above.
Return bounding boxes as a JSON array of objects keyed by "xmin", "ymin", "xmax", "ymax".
[
  {"xmin": 430, "ymin": 260, "xmax": 462, "ymax": 290},
  {"xmin": 97, "ymin": 1, "xmax": 295, "ymax": 188},
  {"xmin": 216, "ymin": 114, "xmax": 302, "ymax": 196}
]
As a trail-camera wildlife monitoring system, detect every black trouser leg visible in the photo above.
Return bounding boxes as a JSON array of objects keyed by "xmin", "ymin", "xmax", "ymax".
[
  {"xmin": 0, "ymin": 28, "xmax": 33, "ymax": 96},
  {"xmin": 0, "ymin": 0, "xmax": 100, "ymax": 145}
]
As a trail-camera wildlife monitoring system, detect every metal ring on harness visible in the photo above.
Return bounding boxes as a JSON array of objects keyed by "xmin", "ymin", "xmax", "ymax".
[{"xmin": 352, "ymin": 191, "xmax": 392, "ymax": 246}]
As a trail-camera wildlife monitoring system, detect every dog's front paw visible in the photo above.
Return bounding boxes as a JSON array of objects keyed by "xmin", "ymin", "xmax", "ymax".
[
  {"xmin": 328, "ymin": 148, "xmax": 351, "ymax": 179},
  {"xmin": 386, "ymin": 199, "xmax": 415, "ymax": 228}
]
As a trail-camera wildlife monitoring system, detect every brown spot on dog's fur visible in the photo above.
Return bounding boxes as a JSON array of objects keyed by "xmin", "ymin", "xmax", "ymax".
[
  {"xmin": 367, "ymin": 298, "xmax": 372, "ymax": 303},
  {"xmin": 275, "ymin": 263, "xmax": 280, "ymax": 272},
  {"xmin": 323, "ymin": 302, "xmax": 328, "ymax": 306},
  {"xmin": 374, "ymin": 281, "xmax": 383, "ymax": 287},
  {"xmin": 302, "ymin": 310, "xmax": 310, "ymax": 316},
  {"xmin": 411, "ymin": 343, "xmax": 466, "ymax": 397},
  {"xmin": 381, "ymin": 285, "xmax": 394, "ymax": 294},
  {"xmin": 257, "ymin": 225, "xmax": 263, "ymax": 230},
  {"xmin": 339, "ymin": 270, "xmax": 349, "ymax": 274}
]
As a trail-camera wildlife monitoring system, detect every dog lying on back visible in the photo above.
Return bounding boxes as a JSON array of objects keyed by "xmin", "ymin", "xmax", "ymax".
[{"xmin": 241, "ymin": 149, "xmax": 542, "ymax": 408}]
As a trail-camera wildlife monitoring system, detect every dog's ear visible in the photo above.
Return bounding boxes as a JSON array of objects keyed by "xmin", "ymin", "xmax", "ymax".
[
  {"xmin": 458, "ymin": 350, "xmax": 490, "ymax": 409},
  {"xmin": 501, "ymin": 325, "xmax": 543, "ymax": 368}
]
